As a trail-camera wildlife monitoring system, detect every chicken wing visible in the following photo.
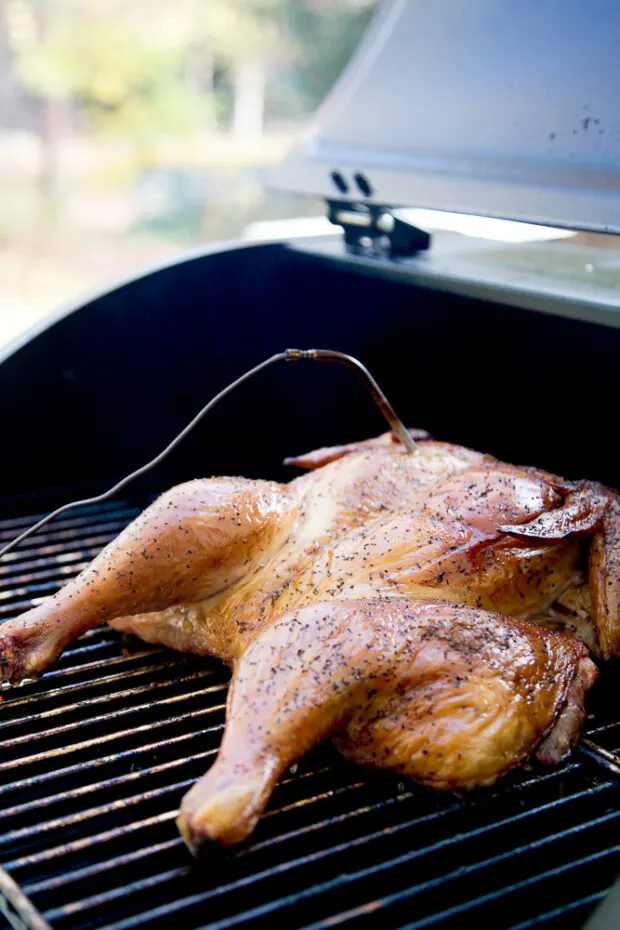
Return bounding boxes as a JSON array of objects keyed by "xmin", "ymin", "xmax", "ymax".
[{"xmin": 589, "ymin": 493, "xmax": 620, "ymax": 659}]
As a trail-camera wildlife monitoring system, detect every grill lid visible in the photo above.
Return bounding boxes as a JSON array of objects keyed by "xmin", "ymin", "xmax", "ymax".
[{"xmin": 273, "ymin": 0, "xmax": 620, "ymax": 234}]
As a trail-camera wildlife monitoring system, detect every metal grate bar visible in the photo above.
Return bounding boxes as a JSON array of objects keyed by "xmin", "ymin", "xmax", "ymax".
[
  {"xmin": 0, "ymin": 669, "xmax": 215, "ymax": 732},
  {"xmin": 237, "ymin": 789, "xmax": 422, "ymax": 859},
  {"xmin": 261, "ymin": 781, "xmax": 367, "ymax": 822},
  {"xmin": 19, "ymin": 768, "xmax": 336, "ymax": 898},
  {"xmin": 5, "ymin": 767, "xmax": 367, "ymax": 878},
  {"xmin": 19, "ymin": 784, "xmax": 443, "ymax": 879},
  {"xmin": 5, "ymin": 811, "xmax": 181, "ymax": 874},
  {"xmin": 580, "ymin": 739, "xmax": 620, "ymax": 777},
  {"xmin": 0, "ymin": 723, "xmax": 221, "ymax": 801},
  {"xmin": 0, "ymin": 659, "xmax": 199, "ymax": 712},
  {"xmin": 0, "ymin": 531, "xmax": 136, "ymax": 574},
  {"xmin": 22, "ymin": 839, "xmax": 183, "ymax": 898},
  {"xmin": 0, "ymin": 534, "xmax": 125, "ymax": 570},
  {"xmin": 0, "ymin": 649, "xmax": 170, "ymax": 691},
  {"xmin": 586, "ymin": 721, "xmax": 620, "ymax": 737},
  {"xmin": 1, "ymin": 779, "xmax": 196, "ymax": 852},
  {"xmin": 52, "ymin": 640, "xmax": 121, "ymax": 661},
  {"xmin": 0, "ymin": 682, "xmax": 227, "ymax": 750},
  {"xmin": 385, "ymin": 844, "xmax": 620, "ymax": 930},
  {"xmin": 71, "ymin": 783, "xmax": 617, "ymax": 930},
  {"xmin": 236, "ymin": 762, "xmax": 593, "ymax": 868},
  {"xmin": 507, "ymin": 892, "xmax": 608, "ymax": 929},
  {"xmin": 0, "ymin": 503, "xmax": 135, "ymax": 534},
  {"xmin": 0, "ymin": 707, "xmax": 224, "ymax": 776},
  {"xmin": 29, "ymin": 791, "xmax": 427, "ymax": 923},
  {"xmin": 18, "ymin": 767, "xmax": 338, "ymax": 902},
  {"xmin": 44, "ymin": 868, "xmax": 190, "ymax": 924},
  {"xmin": 212, "ymin": 823, "xmax": 620, "ymax": 930},
  {"xmin": 0, "ymin": 745, "xmax": 214, "ymax": 826},
  {"xmin": 0, "ymin": 515, "xmax": 140, "ymax": 551},
  {"xmin": 0, "ymin": 548, "xmax": 104, "ymax": 582}
]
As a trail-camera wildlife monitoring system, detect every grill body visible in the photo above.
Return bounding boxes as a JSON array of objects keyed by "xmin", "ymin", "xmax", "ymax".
[{"xmin": 0, "ymin": 238, "xmax": 619, "ymax": 929}]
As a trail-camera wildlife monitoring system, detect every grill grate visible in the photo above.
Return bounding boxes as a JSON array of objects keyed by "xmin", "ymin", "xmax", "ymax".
[{"xmin": 0, "ymin": 502, "xmax": 618, "ymax": 930}]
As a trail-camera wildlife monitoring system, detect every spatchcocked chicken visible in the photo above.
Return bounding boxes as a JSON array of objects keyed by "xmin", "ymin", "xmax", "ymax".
[{"xmin": 0, "ymin": 431, "xmax": 617, "ymax": 853}]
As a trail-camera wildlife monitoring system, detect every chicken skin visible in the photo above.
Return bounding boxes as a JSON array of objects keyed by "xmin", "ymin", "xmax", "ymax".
[
  {"xmin": 177, "ymin": 598, "xmax": 595, "ymax": 851},
  {"xmin": 0, "ymin": 431, "xmax": 616, "ymax": 853},
  {"xmin": 0, "ymin": 438, "xmax": 488, "ymax": 680}
]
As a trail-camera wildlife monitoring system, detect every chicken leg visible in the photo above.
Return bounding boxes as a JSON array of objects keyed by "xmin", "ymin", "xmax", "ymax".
[
  {"xmin": 0, "ymin": 477, "xmax": 296, "ymax": 682},
  {"xmin": 177, "ymin": 597, "xmax": 596, "ymax": 852}
]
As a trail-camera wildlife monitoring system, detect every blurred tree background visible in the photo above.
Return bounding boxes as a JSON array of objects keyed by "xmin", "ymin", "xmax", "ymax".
[{"xmin": 0, "ymin": 0, "xmax": 376, "ymax": 345}]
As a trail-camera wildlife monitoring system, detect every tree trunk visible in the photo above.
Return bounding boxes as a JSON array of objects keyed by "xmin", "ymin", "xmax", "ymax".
[
  {"xmin": 186, "ymin": 44, "xmax": 218, "ymax": 131},
  {"xmin": 232, "ymin": 59, "xmax": 266, "ymax": 143},
  {"xmin": 32, "ymin": 0, "xmax": 67, "ymax": 212},
  {"xmin": 38, "ymin": 98, "xmax": 64, "ymax": 202}
]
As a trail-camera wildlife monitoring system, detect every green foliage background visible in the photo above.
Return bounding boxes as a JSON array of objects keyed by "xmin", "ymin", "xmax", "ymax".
[{"xmin": 4, "ymin": 0, "xmax": 376, "ymax": 141}]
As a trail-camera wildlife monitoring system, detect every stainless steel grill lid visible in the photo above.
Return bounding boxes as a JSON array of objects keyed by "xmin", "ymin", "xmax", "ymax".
[{"xmin": 273, "ymin": 0, "xmax": 620, "ymax": 234}]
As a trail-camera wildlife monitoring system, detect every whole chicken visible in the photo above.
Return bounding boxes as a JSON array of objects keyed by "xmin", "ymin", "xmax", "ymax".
[{"xmin": 0, "ymin": 431, "xmax": 617, "ymax": 852}]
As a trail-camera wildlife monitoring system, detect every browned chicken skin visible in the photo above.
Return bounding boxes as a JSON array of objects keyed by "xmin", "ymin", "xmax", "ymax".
[
  {"xmin": 0, "ymin": 439, "xmax": 487, "ymax": 678},
  {"xmin": 177, "ymin": 598, "xmax": 595, "ymax": 851},
  {"xmin": 0, "ymin": 432, "xmax": 617, "ymax": 853}
]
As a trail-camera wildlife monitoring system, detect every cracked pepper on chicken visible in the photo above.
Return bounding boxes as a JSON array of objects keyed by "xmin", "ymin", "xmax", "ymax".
[{"xmin": 1, "ymin": 431, "xmax": 617, "ymax": 853}]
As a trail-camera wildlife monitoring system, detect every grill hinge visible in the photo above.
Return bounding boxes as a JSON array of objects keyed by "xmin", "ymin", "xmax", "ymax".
[{"xmin": 327, "ymin": 199, "xmax": 431, "ymax": 260}]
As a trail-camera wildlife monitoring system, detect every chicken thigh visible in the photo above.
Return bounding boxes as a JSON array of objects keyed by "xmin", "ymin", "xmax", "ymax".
[{"xmin": 176, "ymin": 597, "xmax": 594, "ymax": 851}]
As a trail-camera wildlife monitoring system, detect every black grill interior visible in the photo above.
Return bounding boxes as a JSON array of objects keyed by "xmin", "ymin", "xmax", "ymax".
[{"xmin": 1, "ymin": 243, "xmax": 620, "ymax": 929}]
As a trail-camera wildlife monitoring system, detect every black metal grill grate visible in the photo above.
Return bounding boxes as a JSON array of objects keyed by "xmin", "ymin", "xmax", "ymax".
[{"xmin": 0, "ymin": 502, "xmax": 619, "ymax": 930}]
